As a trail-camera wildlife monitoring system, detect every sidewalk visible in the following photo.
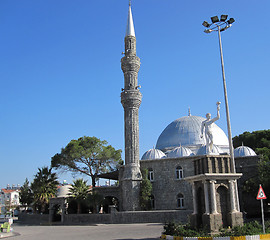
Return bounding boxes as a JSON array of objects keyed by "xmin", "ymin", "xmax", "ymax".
[{"xmin": 0, "ymin": 231, "xmax": 19, "ymax": 238}]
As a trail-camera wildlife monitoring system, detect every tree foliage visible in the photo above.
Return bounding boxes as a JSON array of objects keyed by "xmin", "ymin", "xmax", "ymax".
[
  {"xmin": 68, "ymin": 179, "xmax": 90, "ymax": 214},
  {"xmin": 87, "ymin": 192, "xmax": 104, "ymax": 213},
  {"xmin": 19, "ymin": 178, "xmax": 33, "ymax": 209},
  {"xmin": 51, "ymin": 136, "xmax": 123, "ymax": 187},
  {"xmin": 233, "ymin": 130, "xmax": 270, "ymax": 199},
  {"xmin": 31, "ymin": 167, "xmax": 59, "ymax": 213},
  {"xmin": 140, "ymin": 169, "xmax": 153, "ymax": 210},
  {"xmin": 233, "ymin": 130, "xmax": 270, "ymax": 160}
]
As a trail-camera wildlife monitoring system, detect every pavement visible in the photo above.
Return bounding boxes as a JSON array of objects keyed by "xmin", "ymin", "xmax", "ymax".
[
  {"xmin": 0, "ymin": 231, "xmax": 20, "ymax": 239},
  {"xmin": 0, "ymin": 223, "xmax": 164, "ymax": 240}
]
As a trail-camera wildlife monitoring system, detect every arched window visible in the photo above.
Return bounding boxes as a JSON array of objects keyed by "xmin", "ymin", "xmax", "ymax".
[
  {"xmin": 177, "ymin": 193, "xmax": 184, "ymax": 208},
  {"xmin": 150, "ymin": 195, "xmax": 155, "ymax": 209},
  {"xmin": 148, "ymin": 168, "xmax": 154, "ymax": 182},
  {"xmin": 176, "ymin": 166, "xmax": 183, "ymax": 179}
]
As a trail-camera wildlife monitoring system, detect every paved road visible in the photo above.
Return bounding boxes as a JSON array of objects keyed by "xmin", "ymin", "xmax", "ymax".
[{"xmin": 8, "ymin": 223, "xmax": 164, "ymax": 240}]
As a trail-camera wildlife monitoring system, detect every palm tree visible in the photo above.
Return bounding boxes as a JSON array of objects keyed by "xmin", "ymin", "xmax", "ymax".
[
  {"xmin": 31, "ymin": 167, "xmax": 59, "ymax": 213},
  {"xmin": 68, "ymin": 179, "xmax": 90, "ymax": 214}
]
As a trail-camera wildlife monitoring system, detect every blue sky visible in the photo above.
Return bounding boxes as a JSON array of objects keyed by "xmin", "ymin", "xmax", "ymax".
[{"xmin": 0, "ymin": 0, "xmax": 269, "ymax": 188}]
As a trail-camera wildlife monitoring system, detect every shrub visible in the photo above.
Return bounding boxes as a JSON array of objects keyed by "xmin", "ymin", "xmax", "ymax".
[
  {"xmin": 163, "ymin": 222, "xmax": 209, "ymax": 237},
  {"xmin": 164, "ymin": 221, "xmax": 270, "ymax": 237}
]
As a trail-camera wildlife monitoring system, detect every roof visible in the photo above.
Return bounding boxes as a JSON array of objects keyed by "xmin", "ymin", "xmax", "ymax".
[
  {"xmin": 141, "ymin": 148, "xmax": 166, "ymax": 160},
  {"xmin": 156, "ymin": 115, "xmax": 229, "ymax": 152},
  {"xmin": 98, "ymin": 170, "xmax": 119, "ymax": 180},
  {"xmin": 1, "ymin": 189, "xmax": 19, "ymax": 194},
  {"xmin": 234, "ymin": 146, "xmax": 257, "ymax": 157},
  {"xmin": 166, "ymin": 146, "xmax": 193, "ymax": 158}
]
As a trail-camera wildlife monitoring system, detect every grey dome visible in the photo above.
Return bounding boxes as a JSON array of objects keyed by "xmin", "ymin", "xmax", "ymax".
[
  {"xmin": 234, "ymin": 146, "xmax": 257, "ymax": 157},
  {"xmin": 141, "ymin": 148, "xmax": 166, "ymax": 160},
  {"xmin": 197, "ymin": 144, "xmax": 224, "ymax": 156},
  {"xmin": 56, "ymin": 185, "xmax": 72, "ymax": 198},
  {"xmin": 156, "ymin": 115, "xmax": 229, "ymax": 153},
  {"xmin": 167, "ymin": 146, "xmax": 193, "ymax": 158}
]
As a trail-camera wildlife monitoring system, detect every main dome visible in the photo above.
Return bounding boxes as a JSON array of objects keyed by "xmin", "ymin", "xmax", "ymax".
[{"xmin": 156, "ymin": 115, "xmax": 229, "ymax": 153}]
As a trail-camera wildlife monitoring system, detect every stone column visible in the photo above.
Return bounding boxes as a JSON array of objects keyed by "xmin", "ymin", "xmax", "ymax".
[
  {"xmin": 192, "ymin": 182, "xmax": 198, "ymax": 214},
  {"xmin": 203, "ymin": 181, "xmax": 210, "ymax": 214},
  {"xmin": 229, "ymin": 180, "xmax": 237, "ymax": 212},
  {"xmin": 209, "ymin": 180, "xmax": 217, "ymax": 214},
  {"xmin": 234, "ymin": 181, "xmax": 240, "ymax": 211}
]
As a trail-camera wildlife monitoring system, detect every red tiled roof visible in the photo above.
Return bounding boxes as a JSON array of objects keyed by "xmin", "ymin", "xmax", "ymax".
[{"xmin": 1, "ymin": 189, "xmax": 18, "ymax": 193}]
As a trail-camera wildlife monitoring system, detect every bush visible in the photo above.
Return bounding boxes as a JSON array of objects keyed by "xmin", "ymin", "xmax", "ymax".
[
  {"xmin": 164, "ymin": 221, "xmax": 270, "ymax": 237},
  {"xmin": 163, "ymin": 222, "xmax": 209, "ymax": 237}
]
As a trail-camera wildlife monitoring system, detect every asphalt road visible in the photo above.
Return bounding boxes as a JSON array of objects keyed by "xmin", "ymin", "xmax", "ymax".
[{"xmin": 9, "ymin": 223, "xmax": 164, "ymax": 240}]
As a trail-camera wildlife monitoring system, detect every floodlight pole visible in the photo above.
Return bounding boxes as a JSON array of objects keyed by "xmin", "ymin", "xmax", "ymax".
[
  {"xmin": 217, "ymin": 25, "xmax": 235, "ymax": 174},
  {"xmin": 203, "ymin": 16, "xmax": 240, "ymax": 211}
]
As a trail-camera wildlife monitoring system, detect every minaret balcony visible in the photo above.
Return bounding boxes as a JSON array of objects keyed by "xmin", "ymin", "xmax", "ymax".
[{"xmin": 121, "ymin": 90, "xmax": 142, "ymax": 109}]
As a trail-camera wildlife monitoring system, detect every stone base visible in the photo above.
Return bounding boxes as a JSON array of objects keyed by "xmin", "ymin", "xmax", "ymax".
[
  {"xmin": 121, "ymin": 178, "xmax": 141, "ymax": 211},
  {"xmin": 190, "ymin": 213, "xmax": 223, "ymax": 233},
  {"xmin": 189, "ymin": 214, "xmax": 198, "ymax": 228},
  {"xmin": 228, "ymin": 211, "xmax": 243, "ymax": 227},
  {"xmin": 190, "ymin": 211, "xmax": 243, "ymax": 233},
  {"xmin": 203, "ymin": 213, "xmax": 223, "ymax": 233}
]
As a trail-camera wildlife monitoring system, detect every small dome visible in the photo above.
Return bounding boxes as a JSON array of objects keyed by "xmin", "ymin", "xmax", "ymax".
[
  {"xmin": 56, "ymin": 185, "xmax": 72, "ymax": 198},
  {"xmin": 167, "ymin": 146, "xmax": 193, "ymax": 158},
  {"xmin": 197, "ymin": 144, "xmax": 224, "ymax": 156},
  {"xmin": 234, "ymin": 146, "xmax": 257, "ymax": 157},
  {"xmin": 141, "ymin": 148, "xmax": 166, "ymax": 160}
]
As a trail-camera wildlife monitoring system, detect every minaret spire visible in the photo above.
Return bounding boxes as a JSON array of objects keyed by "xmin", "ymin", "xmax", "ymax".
[
  {"xmin": 120, "ymin": 2, "xmax": 142, "ymax": 211},
  {"xmin": 126, "ymin": 2, "xmax": 135, "ymax": 37}
]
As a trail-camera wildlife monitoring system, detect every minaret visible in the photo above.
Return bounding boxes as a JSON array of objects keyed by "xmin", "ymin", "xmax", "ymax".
[{"xmin": 120, "ymin": 2, "xmax": 142, "ymax": 211}]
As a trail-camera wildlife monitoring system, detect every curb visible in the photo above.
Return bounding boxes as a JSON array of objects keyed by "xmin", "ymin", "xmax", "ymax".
[{"xmin": 160, "ymin": 234, "xmax": 270, "ymax": 240}]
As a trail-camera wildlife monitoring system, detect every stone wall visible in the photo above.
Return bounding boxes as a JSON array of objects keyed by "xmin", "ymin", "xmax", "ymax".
[
  {"xmin": 19, "ymin": 210, "xmax": 192, "ymax": 225},
  {"xmin": 111, "ymin": 210, "xmax": 192, "ymax": 224},
  {"xmin": 64, "ymin": 213, "xmax": 111, "ymax": 224},
  {"xmin": 140, "ymin": 157, "xmax": 195, "ymax": 211},
  {"xmin": 235, "ymin": 156, "xmax": 261, "ymax": 216},
  {"xmin": 18, "ymin": 213, "xmax": 49, "ymax": 225}
]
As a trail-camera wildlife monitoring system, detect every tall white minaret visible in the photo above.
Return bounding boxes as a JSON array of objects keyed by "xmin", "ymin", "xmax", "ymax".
[{"xmin": 120, "ymin": 2, "xmax": 142, "ymax": 211}]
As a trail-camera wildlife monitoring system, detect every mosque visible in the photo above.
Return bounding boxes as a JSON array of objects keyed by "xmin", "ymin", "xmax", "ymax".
[
  {"xmin": 50, "ymin": 3, "xmax": 260, "ymax": 231},
  {"xmin": 96, "ymin": 3, "xmax": 261, "ymax": 231}
]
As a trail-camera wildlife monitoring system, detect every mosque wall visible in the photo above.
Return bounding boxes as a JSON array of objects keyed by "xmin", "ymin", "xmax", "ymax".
[
  {"xmin": 235, "ymin": 156, "xmax": 261, "ymax": 216},
  {"xmin": 140, "ymin": 157, "xmax": 195, "ymax": 211},
  {"xmin": 139, "ymin": 155, "xmax": 261, "ymax": 217}
]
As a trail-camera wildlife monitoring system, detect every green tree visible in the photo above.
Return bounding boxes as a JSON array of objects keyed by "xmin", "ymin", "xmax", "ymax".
[
  {"xmin": 233, "ymin": 130, "xmax": 270, "ymax": 200},
  {"xmin": 51, "ymin": 136, "xmax": 123, "ymax": 187},
  {"xmin": 31, "ymin": 167, "xmax": 59, "ymax": 213},
  {"xmin": 68, "ymin": 179, "xmax": 90, "ymax": 214},
  {"xmin": 140, "ymin": 169, "xmax": 153, "ymax": 210},
  {"xmin": 87, "ymin": 191, "xmax": 104, "ymax": 214},
  {"xmin": 19, "ymin": 178, "xmax": 33, "ymax": 210}
]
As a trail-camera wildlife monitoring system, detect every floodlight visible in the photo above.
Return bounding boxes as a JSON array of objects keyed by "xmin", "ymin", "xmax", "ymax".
[
  {"xmin": 220, "ymin": 15, "xmax": 228, "ymax": 21},
  {"xmin": 202, "ymin": 21, "xmax": 210, "ymax": 28},
  {"xmin": 227, "ymin": 18, "xmax": 235, "ymax": 24},
  {"xmin": 211, "ymin": 16, "xmax": 219, "ymax": 23},
  {"xmin": 204, "ymin": 29, "xmax": 213, "ymax": 33}
]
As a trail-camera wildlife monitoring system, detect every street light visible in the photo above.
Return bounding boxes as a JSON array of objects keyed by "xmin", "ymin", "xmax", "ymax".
[{"xmin": 202, "ymin": 15, "xmax": 236, "ymax": 173}]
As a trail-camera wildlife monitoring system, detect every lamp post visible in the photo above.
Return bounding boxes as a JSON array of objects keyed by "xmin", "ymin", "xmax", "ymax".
[{"xmin": 202, "ymin": 15, "xmax": 236, "ymax": 173}]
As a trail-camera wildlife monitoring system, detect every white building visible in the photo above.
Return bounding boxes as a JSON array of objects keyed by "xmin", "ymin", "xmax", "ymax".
[{"xmin": 0, "ymin": 185, "xmax": 21, "ymax": 215}]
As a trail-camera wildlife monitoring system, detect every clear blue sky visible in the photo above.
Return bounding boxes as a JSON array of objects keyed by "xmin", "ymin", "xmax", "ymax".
[{"xmin": 0, "ymin": 0, "xmax": 269, "ymax": 188}]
